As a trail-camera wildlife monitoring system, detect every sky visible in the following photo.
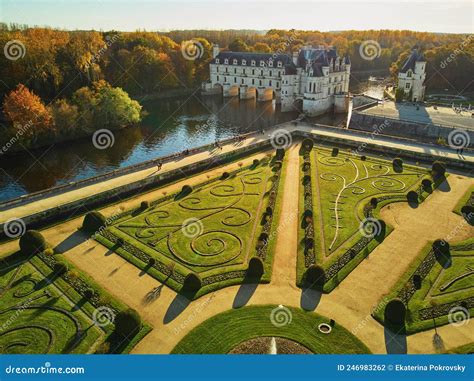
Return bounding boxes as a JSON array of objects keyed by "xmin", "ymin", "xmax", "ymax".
[{"xmin": 0, "ymin": 0, "xmax": 473, "ymax": 33}]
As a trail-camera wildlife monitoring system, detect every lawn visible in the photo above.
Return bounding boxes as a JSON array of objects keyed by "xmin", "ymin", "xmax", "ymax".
[
  {"xmin": 373, "ymin": 238, "xmax": 474, "ymax": 334},
  {"xmin": 0, "ymin": 251, "xmax": 150, "ymax": 354},
  {"xmin": 97, "ymin": 152, "xmax": 285, "ymax": 298},
  {"xmin": 297, "ymin": 144, "xmax": 431, "ymax": 291},
  {"xmin": 171, "ymin": 305, "xmax": 370, "ymax": 354}
]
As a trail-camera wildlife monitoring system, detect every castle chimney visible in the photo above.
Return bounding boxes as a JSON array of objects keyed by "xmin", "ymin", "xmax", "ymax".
[{"xmin": 212, "ymin": 44, "xmax": 220, "ymax": 59}]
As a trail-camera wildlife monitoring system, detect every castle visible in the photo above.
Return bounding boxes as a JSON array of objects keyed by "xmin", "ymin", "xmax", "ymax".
[
  {"xmin": 202, "ymin": 44, "xmax": 351, "ymax": 116},
  {"xmin": 397, "ymin": 48, "xmax": 426, "ymax": 102}
]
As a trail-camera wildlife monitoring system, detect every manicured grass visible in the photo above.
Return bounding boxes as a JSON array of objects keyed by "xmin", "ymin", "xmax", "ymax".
[
  {"xmin": 172, "ymin": 305, "xmax": 370, "ymax": 354},
  {"xmin": 98, "ymin": 152, "xmax": 286, "ymax": 298},
  {"xmin": 446, "ymin": 342, "xmax": 474, "ymax": 354},
  {"xmin": 0, "ymin": 251, "xmax": 150, "ymax": 354},
  {"xmin": 373, "ymin": 238, "xmax": 474, "ymax": 334},
  {"xmin": 297, "ymin": 145, "xmax": 431, "ymax": 290}
]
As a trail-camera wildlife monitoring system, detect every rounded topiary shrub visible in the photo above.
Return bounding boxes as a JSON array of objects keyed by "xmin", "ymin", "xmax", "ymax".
[
  {"xmin": 19, "ymin": 230, "xmax": 47, "ymax": 255},
  {"xmin": 304, "ymin": 265, "xmax": 325, "ymax": 290},
  {"xmin": 252, "ymin": 159, "xmax": 260, "ymax": 166},
  {"xmin": 84, "ymin": 288, "xmax": 95, "ymax": 300},
  {"xmin": 265, "ymin": 206, "xmax": 273, "ymax": 216},
  {"xmin": 302, "ymin": 138, "xmax": 314, "ymax": 151},
  {"xmin": 53, "ymin": 261, "xmax": 69, "ymax": 276},
  {"xmin": 181, "ymin": 185, "xmax": 193, "ymax": 195},
  {"xmin": 303, "ymin": 174, "xmax": 311, "ymax": 185},
  {"xmin": 433, "ymin": 239, "xmax": 450, "ymax": 257},
  {"xmin": 82, "ymin": 211, "xmax": 107, "ymax": 233},
  {"xmin": 276, "ymin": 148, "xmax": 285, "ymax": 158},
  {"xmin": 305, "ymin": 237, "xmax": 314, "ymax": 250},
  {"xmin": 421, "ymin": 179, "xmax": 432, "ymax": 192},
  {"xmin": 370, "ymin": 197, "xmax": 378, "ymax": 208},
  {"xmin": 384, "ymin": 299, "xmax": 406, "ymax": 326},
  {"xmin": 413, "ymin": 274, "xmax": 422, "ymax": 290},
  {"xmin": 461, "ymin": 205, "xmax": 474, "ymax": 224},
  {"xmin": 407, "ymin": 190, "xmax": 418, "ymax": 204},
  {"xmin": 221, "ymin": 172, "xmax": 230, "ymax": 180},
  {"xmin": 140, "ymin": 201, "xmax": 149, "ymax": 210},
  {"xmin": 393, "ymin": 158, "xmax": 403, "ymax": 172},
  {"xmin": 148, "ymin": 257, "xmax": 156, "ymax": 266},
  {"xmin": 116, "ymin": 237, "xmax": 125, "ymax": 247},
  {"xmin": 360, "ymin": 155, "xmax": 366, "ymax": 161},
  {"xmin": 182, "ymin": 272, "xmax": 202, "ymax": 294},
  {"xmin": 274, "ymin": 160, "xmax": 283, "ymax": 170},
  {"xmin": 303, "ymin": 209, "xmax": 313, "ymax": 218},
  {"xmin": 247, "ymin": 257, "xmax": 264, "ymax": 278},
  {"xmin": 431, "ymin": 161, "xmax": 446, "ymax": 178},
  {"xmin": 331, "ymin": 147, "xmax": 339, "ymax": 156},
  {"xmin": 114, "ymin": 308, "xmax": 142, "ymax": 338}
]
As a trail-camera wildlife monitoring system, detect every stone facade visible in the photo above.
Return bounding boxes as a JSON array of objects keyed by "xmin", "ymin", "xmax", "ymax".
[
  {"xmin": 202, "ymin": 44, "xmax": 351, "ymax": 116},
  {"xmin": 397, "ymin": 48, "xmax": 426, "ymax": 102}
]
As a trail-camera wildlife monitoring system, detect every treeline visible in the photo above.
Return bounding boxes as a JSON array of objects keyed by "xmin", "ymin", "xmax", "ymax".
[{"xmin": 1, "ymin": 25, "xmax": 472, "ymax": 151}]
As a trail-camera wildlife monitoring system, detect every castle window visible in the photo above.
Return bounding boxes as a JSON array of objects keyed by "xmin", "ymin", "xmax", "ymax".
[
  {"xmin": 217, "ymin": 75, "xmax": 219, "ymax": 81},
  {"xmin": 269, "ymin": 60, "xmax": 273, "ymax": 67},
  {"xmin": 259, "ymin": 80, "xmax": 262, "ymax": 86},
  {"xmin": 260, "ymin": 61, "xmax": 265, "ymax": 67},
  {"xmin": 241, "ymin": 78, "xmax": 244, "ymax": 84},
  {"xmin": 277, "ymin": 61, "xmax": 282, "ymax": 67},
  {"xmin": 276, "ymin": 82, "xmax": 279, "ymax": 88},
  {"xmin": 269, "ymin": 80, "xmax": 272, "ymax": 86},
  {"xmin": 224, "ymin": 76, "xmax": 226, "ymax": 82},
  {"xmin": 234, "ymin": 77, "xmax": 237, "ymax": 83},
  {"xmin": 252, "ymin": 69, "xmax": 255, "ymax": 75},
  {"xmin": 407, "ymin": 70, "xmax": 412, "ymax": 78},
  {"xmin": 216, "ymin": 66, "xmax": 219, "ymax": 73},
  {"xmin": 234, "ymin": 68, "xmax": 237, "ymax": 74},
  {"xmin": 251, "ymin": 60, "xmax": 256, "ymax": 66},
  {"xmin": 224, "ymin": 59, "xmax": 228, "ymax": 64},
  {"xmin": 243, "ymin": 68, "xmax": 246, "ymax": 75},
  {"xmin": 252, "ymin": 79, "xmax": 255, "ymax": 85},
  {"xmin": 261, "ymin": 70, "xmax": 263, "ymax": 76},
  {"xmin": 405, "ymin": 83, "xmax": 411, "ymax": 89},
  {"xmin": 215, "ymin": 59, "xmax": 219, "ymax": 64},
  {"xmin": 242, "ymin": 59, "xmax": 246, "ymax": 65},
  {"xmin": 233, "ymin": 59, "xmax": 237, "ymax": 65}
]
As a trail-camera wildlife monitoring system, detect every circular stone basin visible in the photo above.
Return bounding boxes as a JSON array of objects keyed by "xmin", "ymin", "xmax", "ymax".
[
  {"xmin": 318, "ymin": 323, "xmax": 332, "ymax": 334},
  {"xmin": 229, "ymin": 337, "xmax": 312, "ymax": 354}
]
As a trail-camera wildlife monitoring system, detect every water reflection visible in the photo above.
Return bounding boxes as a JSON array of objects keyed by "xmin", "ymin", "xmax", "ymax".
[{"xmin": 0, "ymin": 77, "xmax": 383, "ymax": 201}]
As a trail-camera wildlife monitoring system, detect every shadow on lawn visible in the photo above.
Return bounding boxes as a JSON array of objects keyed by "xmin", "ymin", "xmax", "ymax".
[
  {"xmin": 300, "ymin": 287, "xmax": 322, "ymax": 311},
  {"xmin": 384, "ymin": 326, "xmax": 407, "ymax": 354}
]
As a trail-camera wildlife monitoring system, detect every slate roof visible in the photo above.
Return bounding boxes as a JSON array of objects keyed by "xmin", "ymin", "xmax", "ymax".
[
  {"xmin": 400, "ymin": 49, "xmax": 425, "ymax": 73},
  {"xmin": 212, "ymin": 47, "xmax": 349, "ymax": 77}
]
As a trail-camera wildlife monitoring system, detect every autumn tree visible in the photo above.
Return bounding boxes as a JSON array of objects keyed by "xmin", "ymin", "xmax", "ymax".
[{"xmin": 2, "ymin": 84, "xmax": 53, "ymax": 144}]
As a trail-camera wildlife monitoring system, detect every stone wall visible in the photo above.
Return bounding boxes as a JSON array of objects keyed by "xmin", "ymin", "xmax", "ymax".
[
  {"xmin": 349, "ymin": 112, "xmax": 474, "ymax": 148},
  {"xmin": 0, "ymin": 140, "xmax": 271, "ymax": 241}
]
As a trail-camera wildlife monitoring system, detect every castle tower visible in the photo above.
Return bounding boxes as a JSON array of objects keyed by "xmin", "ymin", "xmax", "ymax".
[{"xmin": 397, "ymin": 48, "xmax": 426, "ymax": 102}]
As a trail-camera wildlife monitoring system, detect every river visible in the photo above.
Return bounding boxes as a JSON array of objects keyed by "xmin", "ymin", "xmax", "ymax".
[{"xmin": 0, "ymin": 77, "xmax": 386, "ymax": 202}]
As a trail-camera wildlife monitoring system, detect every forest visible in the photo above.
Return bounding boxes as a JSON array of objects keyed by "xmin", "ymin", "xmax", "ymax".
[{"xmin": 1, "ymin": 24, "xmax": 472, "ymax": 151}]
